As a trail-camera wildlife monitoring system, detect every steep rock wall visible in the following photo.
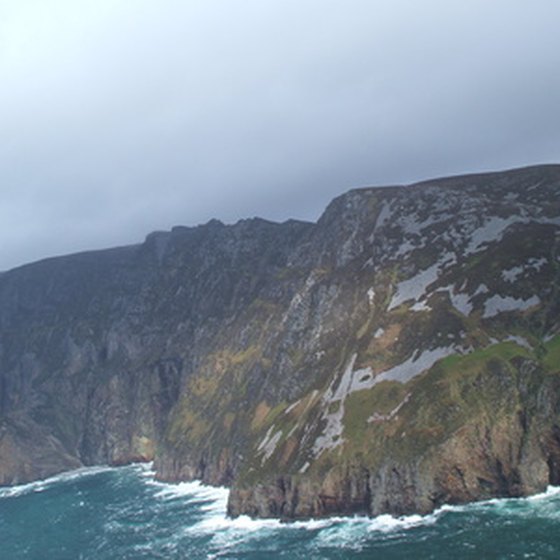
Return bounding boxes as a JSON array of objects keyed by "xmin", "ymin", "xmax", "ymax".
[{"xmin": 1, "ymin": 164, "xmax": 560, "ymax": 518}]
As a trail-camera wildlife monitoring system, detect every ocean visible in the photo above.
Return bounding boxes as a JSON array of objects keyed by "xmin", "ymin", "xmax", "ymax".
[{"xmin": 0, "ymin": 463, "xmax": 559, "ymax": 559}]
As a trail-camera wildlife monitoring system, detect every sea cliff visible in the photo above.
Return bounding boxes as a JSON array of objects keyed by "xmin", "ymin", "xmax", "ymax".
[{"xmin": 1, "ymin": 164, "xmax": 559, "ymax": 518}]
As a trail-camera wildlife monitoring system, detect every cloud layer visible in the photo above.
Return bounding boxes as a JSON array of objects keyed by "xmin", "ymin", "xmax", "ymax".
[{"xmin": 1, "ymin": 0, "xmax": 559, "ymax": 270}]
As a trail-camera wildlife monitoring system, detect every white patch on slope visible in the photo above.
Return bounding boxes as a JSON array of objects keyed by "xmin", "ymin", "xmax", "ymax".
[
  {"xmin": 394, "ymin": 239, "xmax": 419, "ymax": 257},
  {"xmin": 257, "ymin": 426, "xmax": 275, "ymax": 451},
  {"xmin": 483, "ymin": 295, "xmax": 540, "ymax": 318},
  {"xmin": 257, "ymin": 426, "xmax": 283, "ymax": 464},
  {"xmin": 331, "ymin": 354, "xmax": 360, "ymax": 400},
  {"xmin": 388, "ymin": 262, "xmax": 440, "ymax": 311},
  {"xmin": 501, "ymin": 266, "xmax": 524, "ymax": 283},
  {"xmin": 388, "ymin": 252, "xmax": 457, "ymax": 311},
  {"xmin": 502, "ymin": 257, "xmax": 548, "ymax": 283},
  {"xmin": 448, "ymin": 291, "xmax": 473, "ymax": 316},
  {"xmin": 506, "ymin": 335, "xmax": 533, "ymax": 350},
  {"xmin": 313, "ymin": 345, "xmax": 458, "ymax": 457},
  {"xmin": 368, "ymin": 393, "xmax": 411, "ymax": 423},
  {"xmin": 465, "ymin": 216, "xmax": 520, "ymax": 254},
  {"xmin": 312, "ymin": 354, "xmax": 357, "ymax": 456},
  {"xmin": 284, "ymin": 400, "xmax": 301, "ymax": 415},
  {"xmin": 473, "ymin": 284, "xmax": 489, "ymax": 296},
  {"xmin": 374, "ymin": 201, "xmax": 393, "ymax": 231},
  {"xmin": 282, "ymin": 390, "xmax": 321, "ymax": 443},
  {"xmin": 261, "ymin": 432, "xmax": 282, "ymax": 463},
  {"xmin": 528, "ymin": 257, "xmax": 548, "ymax": 270},
  {"xmin": 466, "ymin": 215, "xmax": 560, "ymax": 255},
  {"xmin": 411, "ymin": 300, "xmax": 431, "ymax": 312},
  {"xmin": 368, "ymin": 346, "xmax": 457, "ymax": 386},
  {"xmin": 433, "ymin": 285, "xmax": 473, "ymax": 316}
]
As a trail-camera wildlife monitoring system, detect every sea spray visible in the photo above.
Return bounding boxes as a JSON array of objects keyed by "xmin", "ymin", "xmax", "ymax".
[{"xmin": 2, "ymin": 464, "xmax": 560, "ymax": 559}]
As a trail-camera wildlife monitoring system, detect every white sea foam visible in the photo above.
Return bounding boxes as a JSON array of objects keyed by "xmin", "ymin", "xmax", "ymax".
[
  {"xmin": 192, "ymin": 484, "xmax": 560, "ymax": 545},
  {"xmin": 148, "ymin": 478, "xmax": 229, "ymax": 506},
  {"xmin": 138, "ymin": 461, "xmax": 156, "ymax": 477},
  {"xmin": 0, "ymin": 465, "xmax": 114, "ymax": 499},
  {"xmin": 436, "ymin": 485, "xmax": 560, "ymax": 515},
  {"xmin": 313, "ymin": 513, "xmax": 439, "ymax": 550},
  {"xmin": 179, "ymin": 480, "xmax": 560, "ymax": 560},
  {"xmin": 192, "ymin": 507, "xmax": 443, "ymax": 557},
  {"xmin": 6, "ymin": 462, "xmax": 560, "ymax": 558},
  {"xmin": 525, "ymin": 485, "xmax": 560, "ymax": 501}
]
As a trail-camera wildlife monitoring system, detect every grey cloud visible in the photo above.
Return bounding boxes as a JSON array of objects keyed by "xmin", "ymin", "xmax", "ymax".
[{"xmin": 1, "ymin": 0, "xmax": 559, "ymax": 270}]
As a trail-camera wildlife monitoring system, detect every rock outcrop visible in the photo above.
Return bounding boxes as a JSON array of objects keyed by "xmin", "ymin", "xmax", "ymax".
[{"xmin": 1, "ymin": 164, "xmax": 559, "ymax": 518}]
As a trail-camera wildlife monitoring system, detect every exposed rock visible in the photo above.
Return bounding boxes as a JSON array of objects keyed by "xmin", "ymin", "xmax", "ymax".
[{"xmin": 1, "ymin": 164, "xmax": 560, "ymax": 519}]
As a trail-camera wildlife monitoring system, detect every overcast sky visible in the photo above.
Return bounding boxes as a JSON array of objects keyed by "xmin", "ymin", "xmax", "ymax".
[{"xmin": 1, "ymin": 0, "xmax": 559, "ymax": 270}]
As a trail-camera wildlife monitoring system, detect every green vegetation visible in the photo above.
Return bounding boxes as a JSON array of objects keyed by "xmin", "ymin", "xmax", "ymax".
[
  {"xmin": 436, "ymin": 341, "xmax": 531, "ymax": 373},
  {"xmin": 338, "ymin": 341, "xmax": 546, "ymax": 467},
  {"xmin": 166, "ymin": 408, "xmax": 210, "ymax": 444},
  {"xmin": 544, "ymin": 335, "xmax": 560, "ymax": 373},
  {"xmin": 260, "ymin": 401, "xmax": 288, "ymax": 429},
  {"xmin": 343, "ymin": 381, "xmax": 406, "ymax": 445}
]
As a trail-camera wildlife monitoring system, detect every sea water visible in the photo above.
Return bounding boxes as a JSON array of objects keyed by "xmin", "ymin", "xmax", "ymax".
[{"xmin": 1, "ymin": 463, "xmax": 559, "ymax": 559}]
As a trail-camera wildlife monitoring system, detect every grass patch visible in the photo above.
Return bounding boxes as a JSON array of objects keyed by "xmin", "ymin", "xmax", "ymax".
[
  {"xmin": 343, "ymin": 381, "xmax": 406, "ymax": 444},
  {"xmin": 437, "ymin": 341, "xmax": 532, "ymax": 374},
  {"xmin": 260, "ymin": 401, "xmax": 288, "ymax": 429},
  {"xmin": 167, "ymin": 407, "xmax": 210, "ymax": 444},
  {"xmin": 544, "ymin": 335, "xmax": 560, "ymax": 373},
  {"xmin": 336, "ymin": 341, "xmax": 538, "ymax": 466}
]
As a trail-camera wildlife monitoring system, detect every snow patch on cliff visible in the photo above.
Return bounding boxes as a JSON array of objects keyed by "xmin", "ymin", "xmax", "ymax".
[
  {"xmin": 257, "ymin": 426, "xmax": 283, "ymax": 464},
  {"xmin": 313, "ymin": 355, "xmax": 357, "ymax": 457},
  {"xmin": 473, "ymin": 284, "xmax": 489, "ymax": 296},
  {"xmin": 506, "ymin": 335, "xmax": 533, "ymax": 350},
  {"xmin": 465, "ymin": 216, "xmax": 522, "ymax": 254},
  {"xmin": 411, "ymin": 300, "xmax": 431, "ymax": 312},
  {"xmin": 433, "ymin": 285, "xmax": 473, "ymax": 316},
  {"xmin": 388, "ymin": 263, "xmax": 440, "ymax": 311},
  {"xmin": 448, "ymin": 291, "xmax": 473, "ymax": 316},
  {"xmin": 371, "ymin": 346, "xmax": 457, "ymax": 386},
  {"xmin": 502, "ymin": 266, "xmax": 524, "ymax": 283},
  {"xmin": 388, "ymin": 251, "xmax": 457, "ymax": 311},
  {"xmin": 502, "ymin": 257, "xmax": 548, "ymax": 283},
  {"xmin": 374, "ymin": 201, "xmax": 393, "ymax": 230},
  {"xmin": 483, "ymin": 295, "xmax": 540, "ymax": 318},
  {"xmin": 466, "ymin": 215, "xmax": 560, "ymax": 256},
  {"xmin": 313, "ymin": 345, "xmax": 459, "ymax": 457}
]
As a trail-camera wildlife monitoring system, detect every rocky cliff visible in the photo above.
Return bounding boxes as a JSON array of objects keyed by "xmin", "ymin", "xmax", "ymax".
[{"xmin": 1, "ymin": 165, "xmax": 559, "ymax": 519}]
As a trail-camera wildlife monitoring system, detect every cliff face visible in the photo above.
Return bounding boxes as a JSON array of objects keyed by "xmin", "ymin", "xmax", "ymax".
[{"xmin": 1, "ymin": 165, "xmax": 560, "ymax": 518}]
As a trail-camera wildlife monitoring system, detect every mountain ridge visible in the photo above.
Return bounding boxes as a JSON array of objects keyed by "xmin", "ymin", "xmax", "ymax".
[{"xmin": 0, "ymin": 164, "xmax": 559, "ymax": 519}]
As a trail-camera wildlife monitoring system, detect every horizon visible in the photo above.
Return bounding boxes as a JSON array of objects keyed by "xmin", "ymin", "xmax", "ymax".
[
  {"xmin": 2, "ymin": 161, "xmax": 557, "ymax": 273},
  {"xmin": 2, "ymin": 1, "xmax": 559, "ymax": 271}
]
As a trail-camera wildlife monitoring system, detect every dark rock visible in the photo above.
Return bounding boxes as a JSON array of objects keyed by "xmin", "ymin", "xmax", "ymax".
[{"xmin": 1, "ymin": 164, "xmax": 560, "ymax": 519}]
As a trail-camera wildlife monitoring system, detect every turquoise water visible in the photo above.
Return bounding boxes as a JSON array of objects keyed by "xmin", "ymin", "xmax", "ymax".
[{"xmin": 1, "ymin": 464, "xmax": 560, "ymax": 559}]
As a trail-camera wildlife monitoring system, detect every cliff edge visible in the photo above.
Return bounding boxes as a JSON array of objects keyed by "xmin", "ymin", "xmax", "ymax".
[{"xmin": 1, "ymin": 164, "xmax": 559, "ymax": 518}]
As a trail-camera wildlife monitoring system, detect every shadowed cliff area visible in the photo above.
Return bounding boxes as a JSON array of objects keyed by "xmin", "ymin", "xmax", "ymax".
[{"xmin": 1, "ymin": 165, "xmax": 560, "ymax": 519}]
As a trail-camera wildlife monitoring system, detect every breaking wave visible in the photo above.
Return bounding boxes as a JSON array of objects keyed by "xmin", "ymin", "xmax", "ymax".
[
  {"xmin": 1, "ymin": 464, "xmax": 560, "ymax": 559},
  {"xmin": 0, "ymin": 465, "xmax": 115, "ymax": 499}
]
